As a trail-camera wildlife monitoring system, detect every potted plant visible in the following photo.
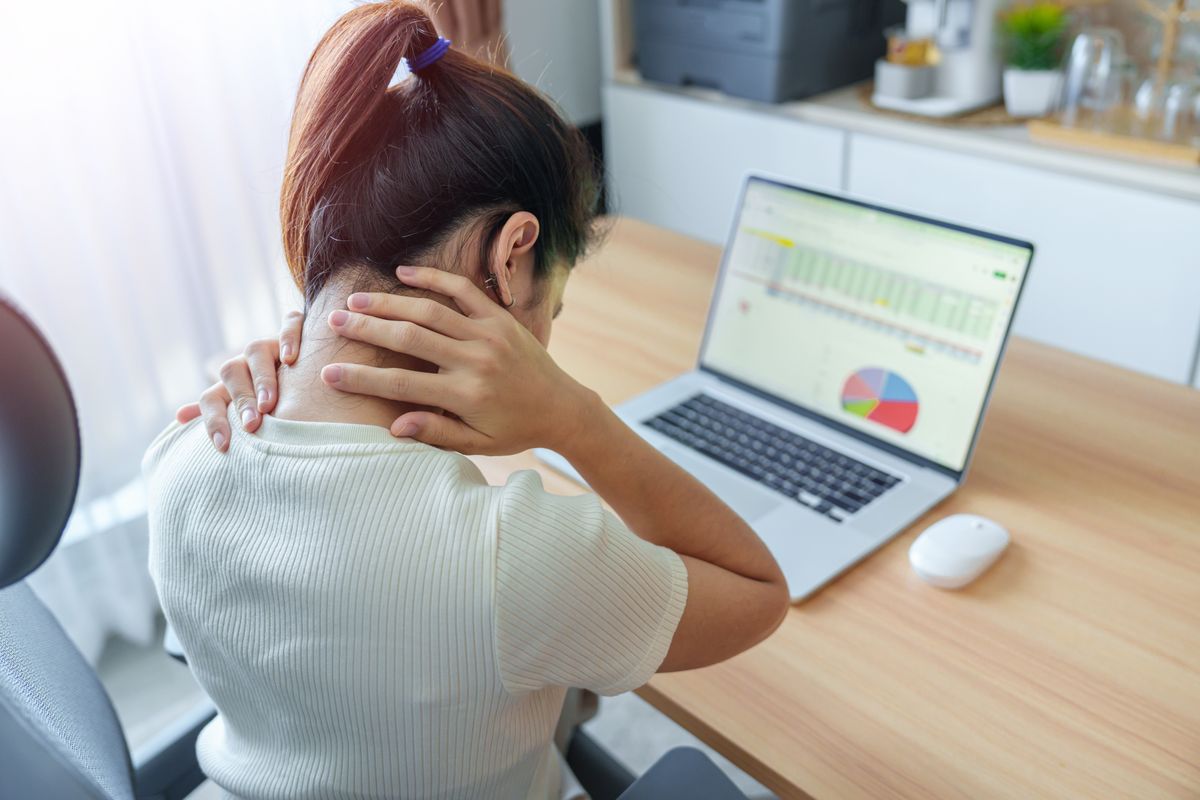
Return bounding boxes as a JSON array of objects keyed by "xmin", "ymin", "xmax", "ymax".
[{"xmin": 1000, "ymin": 1, "xmax": 1070, "ymax": 117}]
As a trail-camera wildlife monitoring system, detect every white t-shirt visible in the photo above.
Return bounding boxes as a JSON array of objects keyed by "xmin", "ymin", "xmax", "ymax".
[{"xmin": 143, "ymin": 411, "xmax": 688, "ymax": 800}]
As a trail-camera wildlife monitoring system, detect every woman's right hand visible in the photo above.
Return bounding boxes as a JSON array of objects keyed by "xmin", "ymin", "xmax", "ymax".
[{"xmin": 176, "ymin": 311, "xmax": 305, "ymax": 451}]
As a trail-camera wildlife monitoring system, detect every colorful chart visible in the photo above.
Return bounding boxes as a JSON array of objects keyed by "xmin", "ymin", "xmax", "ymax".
[{"xmin": 841, "ymin": 368, "xmax": 919, "ymax": 434}]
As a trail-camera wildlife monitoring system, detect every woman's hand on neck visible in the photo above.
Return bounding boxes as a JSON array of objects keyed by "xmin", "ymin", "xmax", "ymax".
[{"xmin": 273, "ymin": 284, "xmax": 441, "ymax": 431}]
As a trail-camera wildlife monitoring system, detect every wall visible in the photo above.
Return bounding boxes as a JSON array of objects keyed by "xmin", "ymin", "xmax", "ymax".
[{"xmin": 505, "ymin": 0, "xmax": 603, "ymax": 124}]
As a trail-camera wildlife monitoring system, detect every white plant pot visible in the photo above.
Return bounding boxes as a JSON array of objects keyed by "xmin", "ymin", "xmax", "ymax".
[{"xmin": 1003, "ymin": 69, "xmax": 1062, "ymax": 118}]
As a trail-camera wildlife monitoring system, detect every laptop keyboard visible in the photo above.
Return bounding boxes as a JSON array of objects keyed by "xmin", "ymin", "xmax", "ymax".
[{"xmin": 644, "ymin": 394, "xmax": 902, "ymax": 523}]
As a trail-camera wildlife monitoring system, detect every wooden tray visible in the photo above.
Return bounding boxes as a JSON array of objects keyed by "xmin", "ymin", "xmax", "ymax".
[{"xmin": 1028, "ymin": 117, "xmax": 1200, "ymax": 166}]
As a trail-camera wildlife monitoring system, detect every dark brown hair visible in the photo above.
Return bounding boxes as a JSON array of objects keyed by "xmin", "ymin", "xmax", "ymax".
[{"xmin": 280, "ymin": 1, "xmax": 600, "ymax": 305}]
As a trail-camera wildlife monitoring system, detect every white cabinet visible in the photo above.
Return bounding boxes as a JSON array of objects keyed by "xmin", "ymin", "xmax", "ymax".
[
  {"xmin": 604, "ymin": 84, "xmax": 845, "ymax": 244},
  {"xmin": 847, "ymin": 134, "xmax": 1200, "ymax": 384}
]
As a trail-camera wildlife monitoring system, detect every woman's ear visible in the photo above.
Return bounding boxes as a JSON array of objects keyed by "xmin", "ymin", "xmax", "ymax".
[{"xmin": 487, "ymin": 212, "xmax": 540, "ymax": 308}]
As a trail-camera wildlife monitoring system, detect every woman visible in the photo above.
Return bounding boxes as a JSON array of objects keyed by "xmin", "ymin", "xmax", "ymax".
[{"xmin": 146, "ymin": 3, "xmax": 788, "ymax": 799}]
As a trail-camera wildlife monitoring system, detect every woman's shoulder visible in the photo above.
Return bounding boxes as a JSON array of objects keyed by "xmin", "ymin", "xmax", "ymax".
[
  {"xmin": 491, "ymin": 469, "xmax": 609, "ymax": 539},
  {"xmin": 144, "ymin": 414, "xmax": 494, "ymax": 492},
  {"xmin": 142, "ymin": 418, "xmax": 201, "ymax": 478}
]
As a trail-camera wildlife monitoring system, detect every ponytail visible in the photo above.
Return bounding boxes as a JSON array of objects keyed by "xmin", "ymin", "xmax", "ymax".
[{"xmin": 280, "ymin": 2, "xmax": 438, "ymax": 287}]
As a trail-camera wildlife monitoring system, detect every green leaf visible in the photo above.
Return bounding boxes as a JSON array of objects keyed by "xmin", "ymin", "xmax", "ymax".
[{"xmin": 1000, "ymin": 1, "xmax": 1069, "ymax": 70}]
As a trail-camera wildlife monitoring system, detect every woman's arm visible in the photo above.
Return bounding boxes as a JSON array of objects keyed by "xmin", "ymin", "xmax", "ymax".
[
  {"xmin": 557, "ymin": 398, "xmax": 790, "ymax": 671},
  {"xmin": 323, "ymin": 266, "xmax": 789, "ymax": 670}
]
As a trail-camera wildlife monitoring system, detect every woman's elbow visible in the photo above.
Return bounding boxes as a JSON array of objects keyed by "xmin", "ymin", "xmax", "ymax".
[
  {"xmin": 759, "ymin": 578, "xmax": 791, "ymax": 641},
  {"xmin": 739, "ymin": 576, "xmax": 791, "ymax": 651}
]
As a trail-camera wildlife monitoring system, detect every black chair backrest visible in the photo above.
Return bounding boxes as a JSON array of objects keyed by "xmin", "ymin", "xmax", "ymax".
[{"xmin": 0, "ymin": 295, "xmax": 80, "ymax": 588}]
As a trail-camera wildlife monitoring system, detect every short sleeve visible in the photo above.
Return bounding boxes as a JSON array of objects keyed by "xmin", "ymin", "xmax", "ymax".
[{"xmin": 493, "ymin": 471, "xmax": 688, "ymax": 696}]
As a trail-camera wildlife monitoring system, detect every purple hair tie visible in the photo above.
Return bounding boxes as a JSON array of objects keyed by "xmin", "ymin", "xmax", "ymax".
[{"xmin": 409, "ymin": 37, "xmax": 451, "ymax": 73}]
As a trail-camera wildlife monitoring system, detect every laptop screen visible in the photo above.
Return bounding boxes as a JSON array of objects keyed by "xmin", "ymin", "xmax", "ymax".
[{"xmin": 701, "ymin": 178, "xmax": 1033, "ymax": 475}]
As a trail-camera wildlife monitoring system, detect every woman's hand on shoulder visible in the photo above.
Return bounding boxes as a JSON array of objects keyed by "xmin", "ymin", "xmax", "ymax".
[
  {"xmin": 324, "ymin": 266, "xmax": 597, "ymax": 456},
  {"xmin": 176, "ymin": 311, "xmax": 305, "ymax": 451}
]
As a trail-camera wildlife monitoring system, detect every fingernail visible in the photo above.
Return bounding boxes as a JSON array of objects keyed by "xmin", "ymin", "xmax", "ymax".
[
  {"xmin": 329, "ymin": 310, "xmax": 349, "ymax": 326},
  {"xmin": 396, "ymin": 266, "xmax": 416, "ymax": 278},
  {"xmin": 395, "ymin": 422, "xmax": 417, "ymax": 437},
  {"xmin": 323, "ymin": 364, "xmax": 342, "ymax": 383},
  {"xmin": 213, "ymin": 431, "xmax": 227, "ymax": 450},
  {"xmin": 257, "ymin": 389, "xmax": 270, "ymax": 409},
  {"xmin": 241, "ymin": 408, "xmax": 256, "ymax": 427},
  {"xmin": 281, "ymin": 343, "xmax": 293, "ymax": 362},
  {"xmin": 348, "ymin": 293, "xmax": 369, "ymax": 310}
]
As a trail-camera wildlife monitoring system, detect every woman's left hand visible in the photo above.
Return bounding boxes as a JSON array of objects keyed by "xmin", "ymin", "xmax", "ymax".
[{"xmin": 176, "ymin": 311, "xmax": 305, "ymax": 450}]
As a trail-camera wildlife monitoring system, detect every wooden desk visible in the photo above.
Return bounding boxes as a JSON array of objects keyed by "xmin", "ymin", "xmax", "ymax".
[{"xmin": 473, "ymin": 217, "xmax": 1200, "ymax": 799}]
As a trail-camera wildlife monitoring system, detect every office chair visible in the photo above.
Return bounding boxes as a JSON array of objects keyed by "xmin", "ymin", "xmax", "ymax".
[
  {"xmin": 0, "ymin": 296, "xmax": 213, "ymax": 800},
  {"xmin": 0, "ymin": 295, "xmax": 746, "ymax": 800}
]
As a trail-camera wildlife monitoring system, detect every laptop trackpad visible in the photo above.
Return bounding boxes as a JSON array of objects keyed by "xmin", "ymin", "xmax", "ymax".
[{"xmin": 662, "ymin": 444, "xmax": 781, "ymax": 523}]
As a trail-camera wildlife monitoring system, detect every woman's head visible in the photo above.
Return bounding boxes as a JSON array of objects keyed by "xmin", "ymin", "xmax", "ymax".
[{"xmin": 280, "ymin": 1, "xmax": 600, "ymax": 343}]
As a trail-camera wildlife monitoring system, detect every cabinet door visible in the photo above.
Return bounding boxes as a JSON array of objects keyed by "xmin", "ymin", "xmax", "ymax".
[
  {"xmin": 847, "ymin": 133, "xmax": 1200, "ymax": 384},
  {"xmin": 604, "ymin": 84, "xmax": 845, "ymax": 244}
]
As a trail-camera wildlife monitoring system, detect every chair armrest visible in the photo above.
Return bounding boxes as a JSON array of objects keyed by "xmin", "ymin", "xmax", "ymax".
[
  {"xmin": 132, "ymin": 698, "xmax": 215, "ymax": 800},
  {"xmin": 566, "ymin": 728, "xmax": 636, "ymax": 799},
  {"xmin": 617, "ymin": 747, "xmax": 748, "ymax": 800}
]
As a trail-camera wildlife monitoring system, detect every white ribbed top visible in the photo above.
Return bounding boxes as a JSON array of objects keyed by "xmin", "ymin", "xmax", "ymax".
[{"xmin": 143, "ymin": 411, "xmax": 687, "ymax": 800}]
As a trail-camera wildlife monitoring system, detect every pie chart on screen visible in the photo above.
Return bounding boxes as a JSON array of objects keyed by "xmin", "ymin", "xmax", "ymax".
[{"xmin": 841, "ymin": 368, "xmax": 919, "ymax": 434}]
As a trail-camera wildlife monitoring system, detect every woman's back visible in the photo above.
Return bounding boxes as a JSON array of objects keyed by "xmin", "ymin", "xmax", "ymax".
[{"xmin": 145, "ymin": 409, "xmax": 686, "ymax": 799}]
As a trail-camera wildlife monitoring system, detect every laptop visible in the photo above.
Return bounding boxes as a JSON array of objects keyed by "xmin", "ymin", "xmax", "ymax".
[{"xmin": 538, "ymin": 176, "xmax": 1034, "ymax": 600}]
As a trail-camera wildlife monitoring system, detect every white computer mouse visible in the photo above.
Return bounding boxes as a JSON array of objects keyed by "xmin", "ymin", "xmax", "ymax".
[{"xmin": 909, "ymin": 514, "xmax": 1010, "ymax": 589}]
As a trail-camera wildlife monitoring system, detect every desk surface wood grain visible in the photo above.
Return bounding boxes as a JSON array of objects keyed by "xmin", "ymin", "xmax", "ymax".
[{"xmin": 472, "ymin": 217, "xmax": 1200, "ymax": 799}]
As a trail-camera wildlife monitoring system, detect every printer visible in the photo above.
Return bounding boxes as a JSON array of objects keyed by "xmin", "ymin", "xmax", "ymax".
[{"xmin": 633, "ymin": 0, "xmax": 906, "ymax": 103}]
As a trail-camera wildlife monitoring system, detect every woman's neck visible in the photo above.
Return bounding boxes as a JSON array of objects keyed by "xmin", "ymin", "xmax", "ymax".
[{"xmin": 273, "ymin": 287, "xmax": 439, "ymax": 430}]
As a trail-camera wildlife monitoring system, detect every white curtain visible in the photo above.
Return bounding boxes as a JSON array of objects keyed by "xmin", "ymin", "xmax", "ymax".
[{"xmin": 0, "ymin": 0, "xmax": 352, "ymax": 662}]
